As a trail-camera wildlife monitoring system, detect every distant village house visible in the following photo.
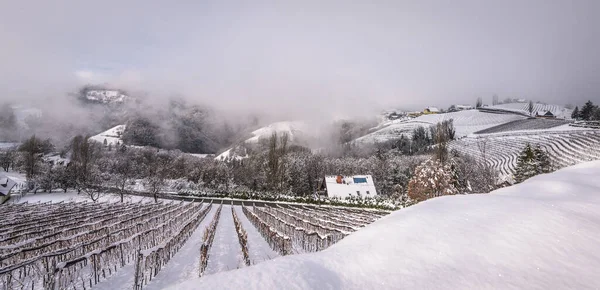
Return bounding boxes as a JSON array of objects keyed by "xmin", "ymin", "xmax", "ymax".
[
  {"xmin": 536, "ymin": 111, "xmax": 555, "ymax": 119},
  {"xmin": 423, "ymin": 107, "xmax": 440, "ymax": 114},
  {"xmin": 318, "ymin": 175, "xmax": 378, "ymax": 199}
]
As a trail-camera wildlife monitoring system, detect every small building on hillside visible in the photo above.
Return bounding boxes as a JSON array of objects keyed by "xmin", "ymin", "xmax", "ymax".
[
  {"xmin": 455, "ymin": 105, "xmax": 474, "ymax": 111},
  {"xmin": 0, "ymin": 176, "xmax": 17, "ymax": 204},
  {"xmin": 318, "ymin": 175, "xmax": 377, "ymax": 199},
  {"xmin": 423, "ymin": 107, "xmax": 440, "ymax": 114},
  {"xmin": 536, "ymin": 111, "xmax": 555, "ymax": 119},
  {"xmin": 407, "ymin": 111, "xmax": 423, "ymax": 117}
]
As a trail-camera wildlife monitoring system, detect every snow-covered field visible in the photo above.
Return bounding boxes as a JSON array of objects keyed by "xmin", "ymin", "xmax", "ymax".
[
  {"xmin": 355, "ymin": 110, "xmax": 526, "ymax": 143},
  {"xmin": 172, "ymin": 161, "xmax": 600, "ymax": 289}
]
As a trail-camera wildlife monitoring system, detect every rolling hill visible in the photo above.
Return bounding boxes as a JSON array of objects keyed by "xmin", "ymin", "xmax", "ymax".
[{"xmin": 354, "ymin": 110, "xmax": 526, "ymax": 144}]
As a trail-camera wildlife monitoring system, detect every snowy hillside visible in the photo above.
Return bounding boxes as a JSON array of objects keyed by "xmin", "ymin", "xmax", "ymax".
[
  {"xmin": 245, "ymin": 121, "xmax": 309, "ymax": 144},
  {"xmin": 85, "ymin": 89, "xmax": 129, "ymax": 104},
  {"xmin": 450, "ymin": 129, "xmax": 600, "ymax": 178},
  {"xmin": 485, "ymin": 102, "xmax": 572, "ymax": 118},
  {"xmin": 355, "ymin": 110, "xmax": 526, "ymax": 143},
  {"xmin": 90, "ymin": 124, "xmax": 125, "ymax": 147},
  {"xmin": 216, "ymin": 121, "xmax": 311, "ymax": 160},
  {"xmin": 172, "ymin": 161, "xmax": 600, "ymax": 289}
]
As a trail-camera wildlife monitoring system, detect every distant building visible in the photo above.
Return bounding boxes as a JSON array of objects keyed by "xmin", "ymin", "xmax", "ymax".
[
  {"xmin": 423, "ymin": 107, "xmax": 440, "ymax": 114},
  {"xmin": 408, "ymin": 111, "xmax": 423, "ymax": 117},
  {"xmin": 318, "ymin": 175, "xmax": 378, "ymax": 199},
  {"xmin": 0, "ymin": 176, "xmax": 17, "ymax": 197},
  {"xmin": 536, "ymin": 111, "xmax": 555, "ymax": 119},
  {"xmin": 454, "ymin": 105, "xmax": 475, "ymax": 111},
  {"xmin": 387, "ymin": 112, "xmax": 405, "ymax": 120}
]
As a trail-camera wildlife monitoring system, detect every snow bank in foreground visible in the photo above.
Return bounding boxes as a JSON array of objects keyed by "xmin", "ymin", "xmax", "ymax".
[{"xmin": 172, "ymin": 161, "xmax": 600, "ymax": 289}]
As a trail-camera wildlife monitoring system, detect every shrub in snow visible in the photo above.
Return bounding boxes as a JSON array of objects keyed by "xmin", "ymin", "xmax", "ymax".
[{"xmin": 407, "ymin": 159, "xmax": 458, "ymax": 202}]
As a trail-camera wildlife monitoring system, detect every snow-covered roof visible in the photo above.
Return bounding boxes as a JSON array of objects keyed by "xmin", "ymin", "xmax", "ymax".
[
  {"xmin": 324, "ymin": 175, "xmax": 377, "ymax": 198},
  {"xmin": 0, "ymin": 176, "xmax": 17, "ymax": 196},
  {"xmin": 426, "ymin": 107, "xmax": 440, "ymax": 112},
  {"xmin": 455, "ymin": 105, "xmax": 474, "ymax": 110}
]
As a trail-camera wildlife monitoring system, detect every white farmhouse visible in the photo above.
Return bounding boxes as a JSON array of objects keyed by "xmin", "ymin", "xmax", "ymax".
[
  {"xmin": 318, "ymin": 175, "xmax": 378, "ymax": 199},
  {"xmin": 0, "ymin": 176, "xmax": 17, "ymax": 204}
]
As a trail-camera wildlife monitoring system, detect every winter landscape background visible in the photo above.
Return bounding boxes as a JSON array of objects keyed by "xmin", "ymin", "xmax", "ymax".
[{"xmin": 1, "ymin": 0, "xmax": 600, "ymax": 289}]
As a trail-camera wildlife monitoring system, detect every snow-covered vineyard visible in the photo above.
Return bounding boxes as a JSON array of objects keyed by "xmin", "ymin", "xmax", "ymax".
[
  {"xmin": 0, "ymin": 200, "xmax": 387, "ymax": 289},
  {"xmin": 450, "ymin": 130, "xmax": 600, "ymax": 177}
]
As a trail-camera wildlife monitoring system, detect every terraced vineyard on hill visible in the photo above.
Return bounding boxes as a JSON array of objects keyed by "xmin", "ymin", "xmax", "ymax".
[
  {"xmin": 474, "ymin": 119, "xmax": 572, "ymax": 134},
  {"xmin": 450, "ymin": 130, "xmax": 600, "ymax": 178}
]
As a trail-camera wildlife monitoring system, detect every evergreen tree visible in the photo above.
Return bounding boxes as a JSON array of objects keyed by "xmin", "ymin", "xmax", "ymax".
[
  {"xmin": 514, "ymin": 144, "xmax": 553, "ymax": 183},
  {"xmin": 580, "ymin": 100, "xmax": 596, "ymax": 121},
  {"xmin": 514, "ymin": 143, "xmax": 536, "ymax": 183},
  {"xmin": 593, "ymin": 107, "xmax": 600, "ymax": 121},
  {"xmin": 571, "ymin": 106, "xmax": 580, "ymax": 120},
  {"xmin": 533, "ymin": 145, "xmax": 552, "ymax": 174}
]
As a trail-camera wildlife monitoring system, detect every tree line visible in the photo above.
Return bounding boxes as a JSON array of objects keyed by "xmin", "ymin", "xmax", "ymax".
[
  {"xmin": 571, "ymin": 100, "xmax": 600, "ymax": 121},
  {"xmin": 2, "ymin": 118, "xmax": 505, "ymax": 206}
]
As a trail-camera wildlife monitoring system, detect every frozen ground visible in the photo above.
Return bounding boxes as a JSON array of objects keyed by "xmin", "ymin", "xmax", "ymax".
[
  {"xmin": 10, "ymin": 190, "xmax": 154, "ymax": 204},
  {"xmin": 234, "ymin": 206, "xmax": 280, "ymax": 264},
  {"xmin": 204, "ymin": 205, "xmax": 244, "ymax": 275},
  {"xmin": 172, "ymin": 161, "xmax": 600, "ymax": 289},
  {"xmin": 142, "ymin": 205, "xmax": 219, "ymax": 290}
]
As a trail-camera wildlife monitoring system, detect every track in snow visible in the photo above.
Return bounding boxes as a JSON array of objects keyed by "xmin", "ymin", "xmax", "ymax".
[
  {"xmin": 234, "ymin": 206, "xmax": 279, "ymax": 264},
  {"xmin": 204, "ymin": 205, "xmax": 244, "ymax": 275},
  {"xmin": 142, "ymin": 205, "xmax": 219, "ymax": 290}
]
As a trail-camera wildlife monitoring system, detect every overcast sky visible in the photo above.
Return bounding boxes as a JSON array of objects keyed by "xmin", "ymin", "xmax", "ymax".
[{"xmin": 1, "ymin": 0, "xmax": 599, "ymax": 117}]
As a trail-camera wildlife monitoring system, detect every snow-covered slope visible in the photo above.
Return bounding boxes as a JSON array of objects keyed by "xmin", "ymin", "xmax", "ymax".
[
  {"xmin": 85, "ymin": 89, "xmax": 129, "ymax": 104},
  {"xmin": 90, "ymin": 125, "xmax": 125, "ymax": 146},
  {"xmin": 216, "ymin": 121, "xmax": 310, "ymax": 160},
  {"xmin": 355, "ymin": 110, "xmax": 526, "ymax": 143},
  {"xmin": 245, "ymin": 121, "xmax": 309, "ymax": 144},
  {"xmin": 172, "ymin": 161, "xmax": 600, "ymax": 289},
  {"xmin": 485, "ymin": 102, "xmax": 572, "ymax": 118}
]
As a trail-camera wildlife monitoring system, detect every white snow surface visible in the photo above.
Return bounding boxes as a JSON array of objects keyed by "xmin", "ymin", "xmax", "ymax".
[
  {"xmin": 245, "ymin": 121, "xmax": 308, "ymax": 144},
  {"xmin": 142, "ymin": 205, "xmax": 219, "ymax": 290},
  {"xmin": 90, "ymin": 124, "xmax": 126, "ymax": 147},
  {"xmin": 10, "ymin": 190, "xmax": 153, "ymax": 204},
  {"xmin": 234, "ymin": 206, "xmax": 279, "ymax": 264},
  {"xmin": 172, "ymin": 161, "xmax": 600, "ymax": 290},
  {"xmin": 204, "ymin": 205, "xmax": 244, "ymax": 275}
]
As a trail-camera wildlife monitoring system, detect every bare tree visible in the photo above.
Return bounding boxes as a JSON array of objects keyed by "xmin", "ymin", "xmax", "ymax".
[
  {"xmin": 144, "ymin": 151, "xmax": 173, "ymax": 202},
  {"xmin": 476, "ymin": 137, "xmax": 489, "ymax": 162},
  {"xmin": 112, "ymin": 151, "xmax": 134, "ymax": 202},
  {"xmin": 0, "ymin": 148, "xmax": 15, "ymax": 172},
  {"xmin": 266, "ymin": 132, "xmax": 290, "ymax": 191},
  {"xmin": 528, "ymin": 100, "xmax": 534, "ymax": 116}
]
